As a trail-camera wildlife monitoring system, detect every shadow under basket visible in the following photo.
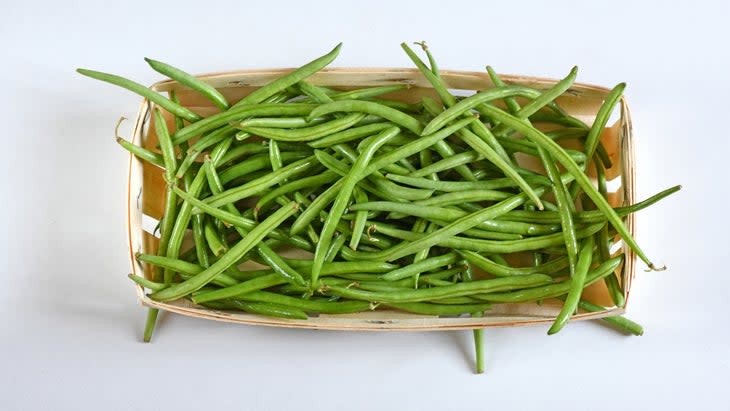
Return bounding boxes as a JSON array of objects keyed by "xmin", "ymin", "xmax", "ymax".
[{"xmin": 126, "ymin": 67, "xmax": 636, "ymax": 331}]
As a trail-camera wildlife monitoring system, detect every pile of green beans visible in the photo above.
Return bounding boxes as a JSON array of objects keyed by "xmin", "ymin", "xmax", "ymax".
[{"xmin": 81, "ymin": 41, "xmax": 678, "ymax": 373}]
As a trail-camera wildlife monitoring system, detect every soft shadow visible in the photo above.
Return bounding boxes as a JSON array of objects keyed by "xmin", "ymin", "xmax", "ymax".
[{"xmin": 446, "ymin": 330, "xmax": 476, "ymax": 373}]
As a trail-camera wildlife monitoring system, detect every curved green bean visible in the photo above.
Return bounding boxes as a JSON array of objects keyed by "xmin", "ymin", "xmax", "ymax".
[
  {"xmin": 232, "ymin": 43, "xmax": 342, "ymax": 107},
  {"xmin": 308, "ymin": 122, "xmax": 395, "ymax": 148},
  {"xmin": 473, "ymin": 256, "xmax": 622, "ymax": 303},
  {"xmin": 380, "ymin": 252, "xmax": 459, "ymax": 281},
  {"xmin": 207, "ymin": 156, "xmax": 317, "ymax": 207},
  {"xmin": 308, "ymin": 100, "xmax": 423, "ymax": 134},
  {"xmin": 458, "ymin": 250, "xmax": 570, "ymax": 277},
  {"xmin": 323, "ymin": 274, "xmax": 553, "ymax": 303},
  {"xmin": 548, "ymin": 236, "xmax": 595, "ymax": 334},
  {"xmin": 240, "ymin": 113, "xmax": 366, "ymax": 142},
  {"xmin": 144, "ymin": 58, "xmax": 230, "ymax": 110},
  {"xmin": 116, "ymin": 137, "xmax": 164, "ymax": 167},
  {"xmin": 172, "ymin": 103, "xmax": 318, "ymax": 145},
  {"xmin": 77, "ymin": 68, "xmax": 201, "ymax": 122}
]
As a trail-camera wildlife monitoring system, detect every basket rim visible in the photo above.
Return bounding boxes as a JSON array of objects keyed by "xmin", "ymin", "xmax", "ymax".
[{"xmin": 148, "ymin": 66, "xmax": 618, "ymax": 96}]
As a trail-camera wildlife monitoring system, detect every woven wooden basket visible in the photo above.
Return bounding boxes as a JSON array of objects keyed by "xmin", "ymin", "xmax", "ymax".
[{"xmin": 126, "ymin": 67, "xmax": 636, "ymax": 331}]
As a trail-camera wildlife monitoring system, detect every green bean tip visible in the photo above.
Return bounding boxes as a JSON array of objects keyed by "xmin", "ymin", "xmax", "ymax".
[{"xmin": 645, "ymin": 263, "xmax": 667, "ymax": 272}]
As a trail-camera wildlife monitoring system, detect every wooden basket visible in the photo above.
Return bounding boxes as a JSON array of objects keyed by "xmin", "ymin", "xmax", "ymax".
[{"xmin": 126, "ymin": 68, "xmax": 636, "ymax": 331}]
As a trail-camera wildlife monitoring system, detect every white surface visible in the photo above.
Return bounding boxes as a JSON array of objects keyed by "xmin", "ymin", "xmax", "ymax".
[{"xmin": 2, "ymin": 1, "xmax": 728, "ymax": 410}]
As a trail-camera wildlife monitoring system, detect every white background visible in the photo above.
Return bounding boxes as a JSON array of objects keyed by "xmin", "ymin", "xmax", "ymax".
[{"xmin": 2, "ymin": 1, "xmax": 728, "ymax": 410}]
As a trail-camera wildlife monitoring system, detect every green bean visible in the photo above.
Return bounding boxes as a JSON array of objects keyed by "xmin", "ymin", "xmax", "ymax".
[
  {"xmin": 335, "ymin": 142, "xmax": 412, "ymax": 176},
  {"xmin": 268, "ymin": 140, "xmax": 283, "ymax": 175},
  {"xmin": 310, "ymin": 126, "xmax": 402, "ymax": 290},
  {"xmin": 584, "ymin": 83, "xmax": 625, "ymax": 166},
  {"xmin": 116, "ymin": 137, "xmax": 164, "ymax": 167},
  {"xmin": 527, "ymin": 110, "xmax": 589, "ymax": 129},
  {"xmin": 592, "ymin": 159, "xmax": 625, "ymax": 307},
  {"xmin": 172, "ymin": 103, "xmax": 318, "ymax": 145},
  {"xmin": 238, "ymin": 291, "xmax": 372, "ymax": 314},
  {"xmin": 477, "ymin": 104, "xmax": 660, "ymax": 270},
  {"xmin": 414, "ymin": 41, "xmax": 439, "ymax": 76},
  {"xmin": 257, "ymin": 246, "xmax": 307, "ymax": 287},
  {"xmin": 240, "ymin": 113, "xmax": 366, "ymax": 142},
  {"xmin": 323, "ymin": 274, "xmax": 552, "ymax": 303},
  {"xmin": 408, "ymin": 151, "xmax": 480, "ymax": 178},
  {"xmin": 381, "ymin": 252, "xmax": 459, "ymax": 281},
  {"xmin": 218, "ymin": 151, "xmax": 309, "ymax": 185},
  {"xmin": 239, "ymin": 116, "xmax": 327, "ymax": 129},
  {"xmin": 231, "ymin": 43, "xmax": 341, "ymax": 108},
  {"xmin": 144, "ymin": 58, "xmax": 229, "ymax": 110},
  {"xmin": 143, "ymin": 307, "xmax": 159, "ymax": 343},
  {"xmin": 350, "ymin": 202, "xmax": 559, "ymax": 235},
  {"xmin": 192, "ymin": 273, "xmax": 289, "ymax": 304},
  {"xmin": 418, "ymin": 146, "xmax": 437, "ymax": 182},
  {"xmin": 536, "ymin": 142, "xmax": 579, "ymax": 276},
  {"xmin": 255, "ymin": 171, "xmax": 339, "ymax": 216},
  {"xmin": 290, "ymin": 178, "xmax": 343, "ymax": 235},
  {"xmin": 576, "ymin": 299, "xmax": 643, "ymax": 336},
  {"xmin": 151, "ymin": 202, "xmax": 298, "ymax": 302},
  {"xmin": 217, "ymin": 142, "xmax": 270, "ymax": 165},
  {"xmin": 546, "ymin": 127, "xmax": 589, "ymax": 141},
  {"xmin": 77, "ymin": 68, "xmax": 201, "ymax": 122},
  {"xmin": 207, "ymin": 156, "xmax": 317, "ymax": 207},
  {"xmin": 284, "ymin": 260, "xmax": 399, "ymax": 275},
  {"xmin": 411, "ymin": 220, "xmax": 434, "ymax": 286},
  {"xmin": 349, "ymin": 187, "xmax": 369, "ymax": 250},
  {"xmin": 136, "ymin": 253, "xmax": 239, "ymax": 287},
  {"xmin": 200, "ymin": 299, "xmax": 308, "ymax": 320},
  {"xmin": 297, "ymin": 80, "xmax": 334, "ymax": 103},
  {"xmin": 499, "ymin": 185, "xmax": 681, "ymax": 225},
  {"xmin": 386, "ymin": 173, "xmax": 547, "ymax": 192},
  {"xmin": 317, "ymin": 279, "xmax": 406, "ymax": 294},
  {"xmin": 365, "ymin": 98, "xmax": 420, "ymax": 114},
  {"xmin": 430, "ymin": 140, "xmax": 479, "ymax": 181},
  {"xmin": 222, "ymin": 269, "xmax": 275, "ymax": 282},
  {"xmin": 454, "ymin": 227, "xmax": 523, "ymax": 241},
  {"xmin": 169, "ymin": 91, "xmax": 212, "ymax": 272},
  {"xmin": 496, "ymin": 136, "xmax": 587, "ymax": 163},
  {"xmin": 459, "ymin": 250, "xmax": 570, "ymax": 277},
  {"xmin": 332, "ymin": 84, "xmax": 410, "ymax": 100},
  {"xmin": 204, "ymin": 220, "xmax": 227, "ymax": 257},
  {"xmin": 362, "ymin": 221, "xmax": 602, "ymax": 259},
  {"xmin": 128, "ymin": 273, "xmax": 167, "ymax": 291},
  {"xmin": 308, "ymin": 100, "xmax": 423, "ymax": 134},
  {"xmin": 415, "ymin": 190, "xmax": 512, "ymax": 207},
  {"xmin": 486, "ymin": 66, "xmax": 520, "ymax": 114},
  {"xmin": 548, "ymin": 236, "xmax": 595, "ymax": 334},
  {"xmin": 308, "ymin": 122, "xmax": 395, "ymax": 148},
  {"xmin": 325, "ymin": 233, "xmax": 347, "ymax": 263},
  {"xmin": 152, "ymin": 109, "xmax": 181, "ymax": 283},
  {"xmin": 474, "ymin": 256, "xmax": 622, "ymax": 303}
]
